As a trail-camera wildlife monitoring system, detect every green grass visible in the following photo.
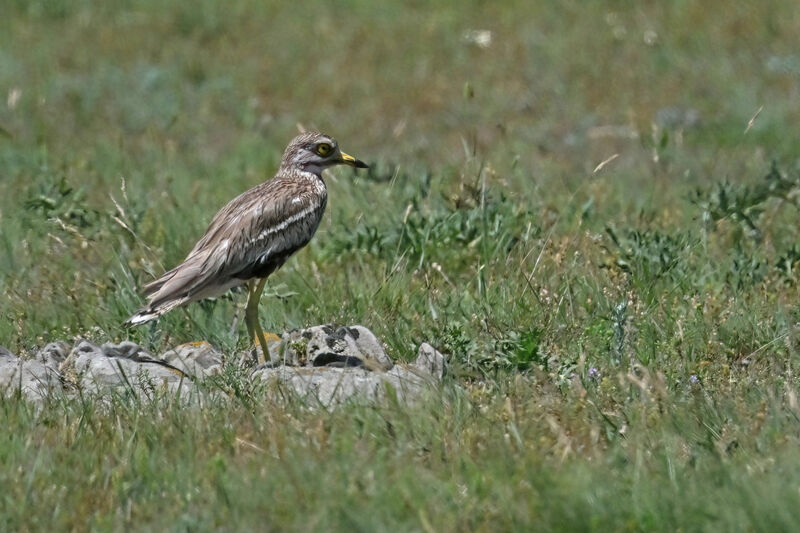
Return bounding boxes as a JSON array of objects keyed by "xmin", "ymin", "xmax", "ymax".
[{"xmin": 2, "ymin": 0, "xmax": 800, "ymax": 530}]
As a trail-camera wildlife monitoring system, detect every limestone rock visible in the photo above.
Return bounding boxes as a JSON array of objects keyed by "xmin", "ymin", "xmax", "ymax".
[
  {"xmin": 414, "ymin": 343, "xmax": 445, "ymax": 380},
  {"xmin": 0, "ymin": 345, "xmax": 17, "ymax": 360},
  {"xmin": 252, "ymin": 339, "xmax": 447, "ymax": 406},
  {"xmin": 0, "ymin": 348, "xmax": 62, "ymax": 402},
  {"xmin": 161, "ymin": 341, "xmax": 223, "ymax": 379},
  {"xmin": 101, "ymin": 340, "xmax": 147, "ymax": 359},
  {"xmin": 265, "ymin": 324, "xmax": 392, "ymax": 371},
  {"xmin": 36, "ymin": 342, "xmax": 69, "ymax": 368},
  {"xmin": 348, "ymin": 325, "xmax": 393, "ymax": 369},
  {"xmin": 254, "ymin": 366, "xmax": 390, "ymax": 405},
  {"xmin": 3, "ymin": 326, "xmax": 446, "ymax": 406},
  {"xmin": 64, "ymin": 340, "xmax": 191, "ymax": 396}
]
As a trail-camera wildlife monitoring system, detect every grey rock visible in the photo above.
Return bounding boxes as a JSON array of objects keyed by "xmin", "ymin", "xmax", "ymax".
[
  {"xmin": 36, "ymin": 341, "xmax": 70, "ymax": 368},
  {"xmin": 253, "ymin": 363, "xmax": 439, "ymax": 407},
  {"xmin": 0, "ymin": 346, "xmax": 16, "ymax": 360},
  {"xmin": 5, "ymin": 326, "xmax": 444, "ymax": 406},
  {"xmin": 76, "ymin": 354, "xmax": 188, "ymax": 395},
  {"xmin": 0, "ymin": 352, "xmax": 21, "ymax": 393},
  {"xmin": 0, "ymin": 346, "xmax": 16, "ymax": 358},
  {"xmin": 414, "ymin": 343, "xmax": 445, "ymax": 379},
  {"xmin": 254, "ymin": 366, "xmax": 383, "ymax": 405},
  {"xmin": 347, "ymin": 325, "xmax": 393, "ymax": 370},
  {"xmin": 101, "ymin": 340, "xmax": 147, "ymax": 359},
  {"xmin": 265, "ymin": 324, "xmax": 392, "ymax": 371},
  {"xmin": 252, "ymin": 338, "xmax": 446, "ymax": 407},
  {"xmin": 63, "ymin": 340, "xmax": 192, "ymax": 396},
  {"xmin": 0, "ymin": 355, "xmax": 62, "ymax": 402},
  {"xmin": 161, "ymin": 341, "xmax": 223, "ymax": 378},
  {"xmin": 66, "ymin": 340, "xmax": 105, "ymax": 375}
]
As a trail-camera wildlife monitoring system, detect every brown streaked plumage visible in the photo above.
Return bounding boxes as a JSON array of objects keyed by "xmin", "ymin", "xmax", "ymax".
[{"xmin": 126, "ymin": 132, "xmax": 368, "ymax": 356}]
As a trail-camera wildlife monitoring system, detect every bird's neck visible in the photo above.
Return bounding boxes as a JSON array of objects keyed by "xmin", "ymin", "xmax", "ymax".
[{"xmin": 281, "ymin": 163, "xmax": 325, "ymax": 178}]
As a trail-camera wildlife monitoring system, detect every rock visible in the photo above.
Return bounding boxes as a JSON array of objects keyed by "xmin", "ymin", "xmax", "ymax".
[
  {"xmin": 77, "ymin": 354, "xmax": 187, "ymax": 395},
  {"xmin": 253, "ymin": 364, "xmax": 437, "ymax": 407},
  {"xmin": 414, "ymin": 343, "xmax": 445, "ymax": 380},
  {"xmin": 0, "ymin": 346, "xmax": 16, "ymax": 361},
  {"xmin": 347, "ymin": 326, "xmax": 393, "ymax": 370},
  {"xmin": 36, "ymin": 341, "xmax": 69, "ymax": 368},
  {"xmin": 63, "ymin": 340, "xmax": 192, "ymax": 396},
  {"xmin": 161, "ymin": 341, "xmax": 223, "ymax": 379},
  {"xmin": 65, "ymin": 339, "xmax": 106, "ymax": 375},
  {"xmin": 253, "ymin": 339, "xmax": 447, "ymax": 407},
  {"xmin": 254, "ymin": 366, "xmax": 384, "ymax": 405},
  {"xmin": 0, "ymin": 350, "xmax": 62, "ymax": 402},
  {"xmin": 265, "ymin": 324, "xmax": 392, "ymax": 371},
  {"xmin": 3, "ymin": 326, "xmax": 445, "ymax": 406},
  {"xmin": 101, "ymin": 340, "xmax": 146, "ymax": 359}
]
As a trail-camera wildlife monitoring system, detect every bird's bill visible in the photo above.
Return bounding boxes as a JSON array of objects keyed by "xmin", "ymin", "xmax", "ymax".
[{"xmin": 340, "ymin": 151, "xmax": 369, "ymax": 168}]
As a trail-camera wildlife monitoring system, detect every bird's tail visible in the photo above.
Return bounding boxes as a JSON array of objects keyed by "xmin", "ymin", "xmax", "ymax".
[{"xmin": 124, "ymin": 298, "xmax": 188, "ymax": 328}]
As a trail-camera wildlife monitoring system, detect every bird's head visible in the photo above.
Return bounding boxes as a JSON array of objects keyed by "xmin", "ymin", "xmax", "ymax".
[{"xmin": 280, "ymin": 131, "xmax": 368, "ymax": 175}]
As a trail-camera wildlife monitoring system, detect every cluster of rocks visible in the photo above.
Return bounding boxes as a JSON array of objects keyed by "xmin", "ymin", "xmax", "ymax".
[{"xmin": 0, "ymin": 325, "xmax": 445, "ymax": 406}]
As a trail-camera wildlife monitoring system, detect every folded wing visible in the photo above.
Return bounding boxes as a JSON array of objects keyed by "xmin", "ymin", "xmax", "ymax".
[{"xmin": 126, "ymin": 176, "xmax": 327, "ymax": 325}]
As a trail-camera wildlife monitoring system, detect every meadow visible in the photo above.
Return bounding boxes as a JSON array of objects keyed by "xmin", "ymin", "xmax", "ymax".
[{"xmin": 2, "ymin": 0, "xmax": 800, "ymax": 530}]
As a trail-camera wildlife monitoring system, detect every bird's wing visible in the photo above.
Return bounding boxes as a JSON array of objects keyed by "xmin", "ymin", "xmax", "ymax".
[{"xmin": 142, "ymin": 176, "xmax": 326, "ymax": 308}]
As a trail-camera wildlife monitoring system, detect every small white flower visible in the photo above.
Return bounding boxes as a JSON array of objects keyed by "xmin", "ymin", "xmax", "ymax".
[{"xmin": 463, "ymin": 29, "xmax": 492, "ymax": 49}]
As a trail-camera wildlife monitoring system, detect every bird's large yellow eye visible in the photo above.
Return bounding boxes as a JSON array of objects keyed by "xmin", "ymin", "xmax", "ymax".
[{"xmin": 316, "ymin": 143, "xmax": 332, "ymax": 156}]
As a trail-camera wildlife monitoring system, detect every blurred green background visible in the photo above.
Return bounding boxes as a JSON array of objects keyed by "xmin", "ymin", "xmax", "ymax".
[
  {"xmin": 2, "ymin": 0, "xmax": 798, "ymax": 355},
  {"xmin": 2, "ymin": 1, "xmax": 800, "ymax": 530}
]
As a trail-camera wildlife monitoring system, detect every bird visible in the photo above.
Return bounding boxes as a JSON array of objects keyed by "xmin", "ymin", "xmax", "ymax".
[{"xmin": 125, "ymin": 131, "xmax": 368, "ymax": 359}]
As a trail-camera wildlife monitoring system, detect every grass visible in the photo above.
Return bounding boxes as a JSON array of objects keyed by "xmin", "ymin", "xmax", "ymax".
[{"xmin": 2, "ymin": 0, "xmax": 800, "ymax": 530}]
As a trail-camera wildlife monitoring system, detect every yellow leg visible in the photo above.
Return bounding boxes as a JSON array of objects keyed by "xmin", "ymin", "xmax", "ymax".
[{"xmin": 245, "ymin": 278, "xmax": 270, "ymax": 364}]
